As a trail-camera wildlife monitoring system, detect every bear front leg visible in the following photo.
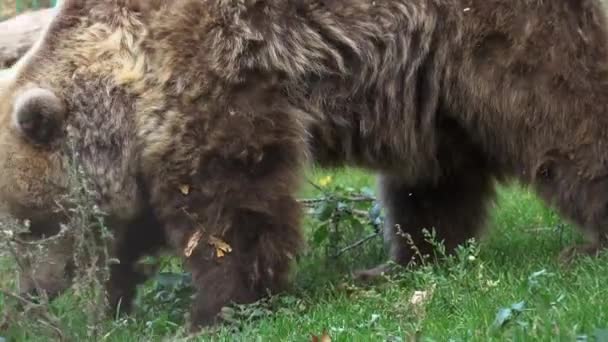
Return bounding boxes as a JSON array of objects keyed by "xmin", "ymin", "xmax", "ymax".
[
  {"xmin": 192, "ymin": 203, "xmax": 300, "ymax": 328},
  {"xmin": 145, "ymin": 85, "xmax": 307, "ymax": 329},
  {"xmin": 159, "ymin": 192, "xmax": 302, "ymax": 330},
  {"xmin": 149, "ymin": 133, "xmax": 306, "ymax": 330},
  {"xmin": 105, "ymin": 209, "xmax": 166, "ymax": 317}
]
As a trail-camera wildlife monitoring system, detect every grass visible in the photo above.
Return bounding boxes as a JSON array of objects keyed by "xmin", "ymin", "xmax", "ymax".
[
  {"xmin": 1, "ymin": 167, "xmax": 608, "ymax": 341},
  {"xmin": 0, "ymin": 0, "xmax": 54, "ymax": 20}
]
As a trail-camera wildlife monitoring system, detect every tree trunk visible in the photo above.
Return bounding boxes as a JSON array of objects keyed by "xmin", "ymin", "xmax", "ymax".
[{"xmin": 0, "ymin": 8, "xmax": 55, "ymax": 69}]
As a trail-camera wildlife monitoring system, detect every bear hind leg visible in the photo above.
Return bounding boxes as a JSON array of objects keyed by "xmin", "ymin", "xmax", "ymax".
[{"xmin": 355, "ymin": 169, "xmax": 496, "ymax": 281}]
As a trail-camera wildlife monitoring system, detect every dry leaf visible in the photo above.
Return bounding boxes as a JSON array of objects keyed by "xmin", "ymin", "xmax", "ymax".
[
  {"xmin": 409, "ymin": 284, "xmax": 436, "ymax": 306},
  {"xmin": 311, "ymin": 331, "xmax": 331, "ymax": 342},
  {"xmin": 184, "ymin": 230, "xmax": 203, "ymax": 257},
  {"xmin": 409, "ymin": 290, "xmax": 429, "ymax": 306},
  {"xmin": 208, "ymin": 236, "xmax": 232, "ymax": 258},
  {"xmin": 179, "ymin": 184, "xmax": 190, "ymax": 195}
]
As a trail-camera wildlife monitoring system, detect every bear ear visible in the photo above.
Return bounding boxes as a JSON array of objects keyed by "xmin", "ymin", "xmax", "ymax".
[
  {"xmin": 12, "ymin": 88, "xmax": 66, "ymax": 146},
  {"xmin": 124, "ymin": 0, "xmax": 165, "ymax": 14},
  {"xmin": 533, "ymin": 149, "xmax": 567, "ymax": 183}
]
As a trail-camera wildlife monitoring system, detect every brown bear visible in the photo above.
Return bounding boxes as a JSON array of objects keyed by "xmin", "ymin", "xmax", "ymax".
[{"xmin": 2, "ymin": 0, "xmax": 608, "ymax": 331}]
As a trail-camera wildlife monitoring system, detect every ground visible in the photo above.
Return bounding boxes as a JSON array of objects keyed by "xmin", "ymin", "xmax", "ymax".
[{"xmin": 1, "ymin": 167, "xmax": 607, "ymax": 341}]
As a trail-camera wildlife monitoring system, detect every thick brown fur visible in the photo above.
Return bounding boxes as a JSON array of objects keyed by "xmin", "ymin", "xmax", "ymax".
[{"xmin": 2, "ymin": 0, "xmax": 608, "ymax": 330}]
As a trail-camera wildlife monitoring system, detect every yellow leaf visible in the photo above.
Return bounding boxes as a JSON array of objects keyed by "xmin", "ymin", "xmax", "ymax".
[
  {"xmin": 184, "ymin": 230, "xmax": 203, "ymax": 257},
  {"xmin": 179, "ymin": 184, "xmax": 190, "ymax": 195},
  {"xmin": 208, "ymin": 236, "xmax": 232, "ymax": 258},
  {"xmin": 318, "ymin": 175, "xmax": 332, "ymax": 187}
]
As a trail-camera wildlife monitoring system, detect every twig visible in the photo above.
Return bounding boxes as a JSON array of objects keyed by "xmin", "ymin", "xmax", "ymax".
[
  {"xmin": 332, "ymin": 232, "xmax": 381, "ymax": 258},
  {"xmin": 2, "ymin": 225, "xmax": 69, "ymax": 247},
  {"xmin": 298, "ymin": 198, "xmax": 328, "ymax": 205},
  {"xmin": 0, "ymin": 288, "xmax": 39, "ymax": 307},
  {"xmin": 3, "ymin": 237, "xmax": 47, "ymax": 300},
  {"xmin": 305, "ymin": 178, "xmax": 375, "ymax": 200},
  {"xmin": 0, "ymin": 289, "xmax": 65, "ymax": 341},
  {"xmin": 306, "ymin": 178, "xmax": 326, "ymax": 193},
  {"xmin": 350, "ymin": 209, "xmax": 370, "ymax": 217},
  {"xmin": 34, "ymin": 319, "xmax": 65, "ymax": 341},
  {"xmin": 298, "ymin": 196, "xmax": 376, "ymax": 206}
]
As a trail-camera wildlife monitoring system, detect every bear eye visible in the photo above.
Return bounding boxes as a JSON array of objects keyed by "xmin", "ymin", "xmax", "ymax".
[{"xmin": 12, "ymin": 87, "xmax": 66, "ymax": 146}]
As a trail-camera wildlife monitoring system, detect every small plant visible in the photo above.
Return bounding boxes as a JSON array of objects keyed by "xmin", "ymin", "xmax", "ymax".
[
  {"xmin": 303, "ymin": 177, "xmax": 383, "ymax": 261},
  {"xmin": 61, "ymin": 147, "xmax": 115, "ymax": 339},
  {"xmin": 0, "ymin": 218, "xmax": 67, "ymax": 340},
  {"xmin": 0, "ymin": 142, "xmax": 115, "ymax": 340}
]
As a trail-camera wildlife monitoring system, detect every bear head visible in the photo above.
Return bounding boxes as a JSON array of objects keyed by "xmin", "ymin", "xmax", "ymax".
[{"xmin": 0, "ymin": 0, "xmax": 166, "ymax": 297}]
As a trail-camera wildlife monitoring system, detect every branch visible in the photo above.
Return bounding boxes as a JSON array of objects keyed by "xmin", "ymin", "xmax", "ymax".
[
  {"xmin": 298, "ymin": 196, "xmax": 375, "ymax": 206},
  {"xmin": 0, "ymin": 8, "xmax": 56, "ymax": 68},
  {"xmin": 0, "ymin": 288, "xmax": 39, "ymax": 307},
  {"xmin": 0, "ymin": 288, "xmax": 65, "ymax": 340},
  {"xmin": 0, "ymin": 224, "xmax": 69, "ymax": 246},
  {"xmin": 332, "ymin": 232, "xmax": 381, "ymax": 258}
]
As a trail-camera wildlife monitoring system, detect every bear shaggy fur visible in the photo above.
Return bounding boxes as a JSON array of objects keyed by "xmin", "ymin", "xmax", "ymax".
[{"xmin": 2, "ymin": 0, "xmax": 608, "ymax": 330}]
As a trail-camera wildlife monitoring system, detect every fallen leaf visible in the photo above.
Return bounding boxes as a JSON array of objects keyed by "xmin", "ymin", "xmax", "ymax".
[
  {"xmin": 184, "ymin": 230, "xmax": 203, "ymax": 257},
  {"xmin": 179, "ymin": 184, "xmax": 190, "ymax": 195},
  {"xmin": 209, "ymin": 236, "xmax": 232, "ymax": 258},
  {"xmin": 511, "ymin": 301, "xmax": 525, "ymax": 312},
  {"xmin": 410, "ymin": 284, "xmax": 435, "ymax": 306},
  {"xmin": 311, "ymin": 330, "xmax": 331, "ymax": 342},
  {"xmin": 410, "ymin": 290, "xmax": 428, "ymax": 306},
  {"xmin": 492, "ymin": 301, "xmax": 526, "ymax": 329},
  {"xmin": 493, "ymin": 307, "xmax": 513, "ymax": 328},
  {"xmin": 317, "ymin": 175, "xmax": 333, "ymax": 187}
]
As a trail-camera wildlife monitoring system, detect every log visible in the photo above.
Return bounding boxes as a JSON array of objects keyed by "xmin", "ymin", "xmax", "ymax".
[{"xmin": 0, "ymin": 8, "xmax": 56, "ymax": 69}]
